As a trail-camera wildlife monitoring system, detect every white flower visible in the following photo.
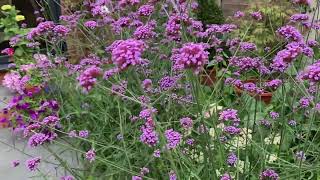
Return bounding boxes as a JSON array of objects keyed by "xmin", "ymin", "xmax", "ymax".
[
  {"xmin": 209, "ymin": 128, "xmax": 215, "ymax": 138},
  {"xmin": 100, "ymin": 6, "xmax": 110, "ymax": 14},
  {"xmin": 268, "ymin": 154, "xmax": 278, "ymax": 163},
  {"xmin": 264, "ymin": 134, "xmax": 281, "ymax": 145}
]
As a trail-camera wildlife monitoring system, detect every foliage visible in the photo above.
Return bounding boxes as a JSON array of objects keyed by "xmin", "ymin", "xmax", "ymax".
[{"xmin": 196, "ymin": 0, "xmax": 224, "ymax": 25}]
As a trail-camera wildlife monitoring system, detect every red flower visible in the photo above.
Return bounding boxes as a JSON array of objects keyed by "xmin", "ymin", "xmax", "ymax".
[{"xmin": 1, "ymin": 48, "xmax": 14, "ymax": 56}]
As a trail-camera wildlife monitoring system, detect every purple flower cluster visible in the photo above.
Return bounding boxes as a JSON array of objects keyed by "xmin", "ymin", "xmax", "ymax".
[
  {"xmin": 172, "ymin": 43, "xmax": 209, "ymax": 73},
  {"xmin": 77, "ymin": 66, "xmax": 101, "ymax": 93},
  {"xmin": 159, "ymin": 76, "xmax": 177, "ymax": 91},
  {"xmin": 259, "ymin": 169, "xmax": 279, "ymax": 180},
  {"xmin": 84, "ymin": 20, "xmax": 98, "ymax": 29},
  {"xmin": 219, "ymin": 109, "xmax": 240, "ymax": 124},
  {"xmin": 271, "ymin": 42, "xmax": 312, "ymax": 72},
  {"xmin": 290, "ymin": 13, "xmax": 309, "ymax": 22},
  {"xmin": 27, "ymin": 21, "xmax": 69, "ymax": 40},
  {"xmin": 11, "ymin": 160, "xmax": 20, "ymax": 167},
  {"xmin": 260, "ymin": 119, "xmax": 272, "ymax": 128},
  {"xmin": 108, "ymin": 39, "xmax": 145, "ymax": 70},
  {"xmin": 234, "ymin": 11, "xmax": 245, "ymax": 18},
  {"xmin": 140, "ymin": 124, "xmax": 159, "ymax": 147},
  {"xmin": 277, "ymin": 25, "xmax": 303, "ymax": 42},
  {"xmin": 300, "ymin": 61, "xmax": 320, "ymax": 82},
  {"xmin": 138, "ymin": 4, "xmax": 154, "ymax": 16},
  {"xmin": 265, "ymin": 79, "xmax": 282, "ymax": 89},
  {"xmin": 165, "ymin": 129, "xmax": 182, "ymax": 149},
  {"xmin": 180, "ymin": 117, "xmax": 193, "ymax": 129},
  {"xmin": 28, "ymin": 133, "xmax": 48, "ymax": 147},
  {"xmin": 250, "ymin": 11, "xmax": 263, "ymax": 21},
  {"xmin": 239, "ymin": 42, "xmax": 257, "ymax": 52},
  {"xmin": 134, "ymin": 22, "xmax": 156, "ymax": 40},
  {"xmin": 299, "ymin": 96, "xmax": 313, "ymax": 108},
  {"xmin": 270, "ymin": 111, "xmax": 279, "ymax": 120},
  {"xmin": 165, "ymin": 15, "xmax": 182, "ymax": 41},
  {"xmin": 111, "ymin": 80, "xmax": 128, "ymax": 96},
  {"xmin": 60, "ymin": 176, "xmax": 75, "ymax": 180},
  {"xmin": 220, "ymin": 173, "xmax": 232, "ymax": 180},
  {"xmin": 42, "ymin": 115, "xmax": 60, "ymax": 126},
  {"xmin": 85, "ymin": 149, "xmax": 96, "ymax": 162},
  {"xmin": 227, "ymin": 152, "xmax": 238, "ymax": 166},
  {"xmin": 3, "ymin": 72, "xmax": 30, "ymax": 95},
  {"xmin": 229, "ymin": 56, "xmax": 262, "ymax": 72},
  {"xmin": 25, "ymin": 157, "xmax": 41, "ymax": 171}
]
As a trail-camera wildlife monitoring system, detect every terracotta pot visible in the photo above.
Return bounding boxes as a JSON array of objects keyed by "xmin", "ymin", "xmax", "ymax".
[
  {"xmin": 234, "ymin": 79, "xmax": 273, "ymax": 104},
  {"xmin": 0, "ymin": 110, "xmax": 11, "ymax": 128},
  {"xmin": 200, "ymin": 68, "xmax": 216, "ymax": 87},
  {"xmin": 0, "ymin": 71, "xmax": 7, "ymax": 85}
]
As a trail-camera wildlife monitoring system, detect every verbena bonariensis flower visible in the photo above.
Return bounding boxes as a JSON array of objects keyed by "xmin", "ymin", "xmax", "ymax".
[
  {"xmin": 77, "ymin": 66, "xmax": 101, "ymax": 92},
  {"xmin": 42, "ymin": 115, "xmax": 60, "ymax": 126},
  {"xmin": 34, "ymin": 54, "xmax": 54, "ymax": 69},
  {"xmin": 277, "ymin": 25, "xmax": 303, "ymax": 42},
  {"xmin": 300, "ymin": 60, "xmax": 320, "ymax": 82},
  {"xmin": 166, "ymin": 14, "xmax": 182, "ymax": 41},
  {"xmin": 153, "ymin": 149, "xmax": 161, "ymax": 157},
  {"xmin": 270, "ymin": 111, "xmax": 279, "ymax": 120},
  {"xmin": 260, "ymin": 119, "xmax": 272, "ymax": 128},
  {"xmin": 27, "ymin": 21, "xmax": 55, "ymax": 40},
  {"xmin": 234, "ymin": 11, "xmax": 245, "ymax": 18},
  {"xmin": 11, "ymin": 160, "xmax": 20, "ymax": 167},
  {"xmin": 107, "ymin": 39, "xmax": 145, "ymax": 70},
  {"xmin": 172, "ymin": 43, "xmax": 209, "ymax": 73},
  {"xmin": 132, "ymin": 176, "xmax": 142, "ymax": 180},
  {"xmin": 138, "ymin": 4, "xmax": 154, "ymax": 16},
  {"xmin": 223, "ymin": 126, "xmax": 241, "ymax": 135},
  {"xmin": 159, "ymin": 76, "xmax": 177, "ymax": 91},
  {"xmin": 290, "ymin": 13, "xmax": 309, "ymax": 22},
  {"xmin": 140, "ymin": 125, "xmax": 159, "ymax": 146},
  {"xmin": 206, "ymin": 24, "xmax": 237, "ymax": 35},
  {"xmin": 53, "ymin": 25, "xmax": 70, "ymax": 37},
  {"xmin": 250, "ymin": 11, "xmax": 263, "ymax": 21},
  {"xmin": 140, "ymin": 167, "xmax": 150, "ymax": 176},
  {"xmin": 134, "ymin": 23, "xmax": 156, "ymax": 40},
  {"xmin": 142, "ymin": 79, "xmax": 152, "ymax": 91},
  {"xmin": 85, "ymin": 149, "xmax": 96, "ymax": 162},
  {"xmin": 265, "ymin": 79, "xmax": 282, "ymax": 89},
  {"xmin": 60, "ymin": 175, "xmax": 75, "ymax": 180},
  {"xmin": 229, "ymin": 56, "xmax": 262, "ymax": 72},
  {"xmin": 25, "ymin": 157, "xmax": 41, "ymax": 171},
  {"xmin": 307, "ymin": 40, "xmax": 318, "ymax": 47},
  {"xmin": 299, "ymin": 96, "xmax": 313, "ymax": 108},
  {"xmin": 220, "ymin": 173, "xmax": 232, "ymax": 180},
  {"xmin": 28, "ymin": 133, "xmax": 48, "ymax": 147},
  {"xmin": 219, "ymin": 109, "xmax": 240, "ymax": 126},
  {"xmin": 139, "ymin": 108, "xmax": 157, "ymax": 120},
  {"xmin": 3, "ymin": 72, "xmax": 30, "ymax": 95},
  {"xmin": 271, "ymin": 42, "xmax": 312, "ymax": 72},
  {"xmin": 119, "ymin": 0, "xmax": 140, "ymax": 7},
  {"xmin": 227, "ymin": 152, "xmax": 238, "ymax": 166},
  {"xmin": 169, "ymin": 170, "xmax": 177, "ymax": 180},
  {"xmin": 111, "ymin": 80, "xmax": 128, "ymax": 96},
  {"xmin": 239, "ymin": 42, "xmax": 257, "ymax": 52},
  {"xmin": 288, "ymin": 120, "xmax": 297, "ymax": 126},
  {"xmin": 84, "ymin": 20, "xmax": 98, "ymax": 29},
  {"xmin": 259, "ymin": 169, "xmax": 279, "ymax": 180},
  {"xmin": 180, "ymin": 117, "xmax": 193, "ymax": 129},
  {"xmin": 165, "ymin": 129, "xmax": 182, "ymax": 149},
  {"xmin": 79, "ymin": 130, "xmax": 89, "ymax": 138}
]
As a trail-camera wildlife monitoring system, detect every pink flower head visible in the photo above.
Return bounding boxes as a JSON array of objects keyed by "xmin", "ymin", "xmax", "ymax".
[
  {"xmin": 1, "ymin": 48, "xmax": 14, "ymax": 56},
  {"xmin": 108, "ymin": 39, "xmax": 145, "ymax": 70},
  {"xmin": 250, "ymin": 11, "xmax": 262, "ymax": 21},
  {"xmin": 25, "ymin": 157, "xmax": 41, "ymax": 171},
  {"xmin": 165, "ymin": 129, "xmax": 182, "ymax": 149},
  {"xmin": 77, "ymin": 66, "xmax": 101, "ymax": 92},
  {"xmin": 85, "ymin": 149, "xmax": 96, "ymax": 162},
  {"xmin": 173, "ymin": 43, "xmax": 209, "ymax": 73}
]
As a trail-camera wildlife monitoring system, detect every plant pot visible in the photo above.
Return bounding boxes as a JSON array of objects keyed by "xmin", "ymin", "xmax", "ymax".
[
  {"xmin": 0, "ymin": 110, "xmax": 11, "ymax": 128},
  {"xmin": 24, "ymin": 85, "xmax": 42, "ymax": 96},
  {"xmin": 234, "ymin": 79, "xmax": 273, "ymax": 104},
  {"xmin": 200, "ymin": 68, "xmax": 216, "ymax": 87}
]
